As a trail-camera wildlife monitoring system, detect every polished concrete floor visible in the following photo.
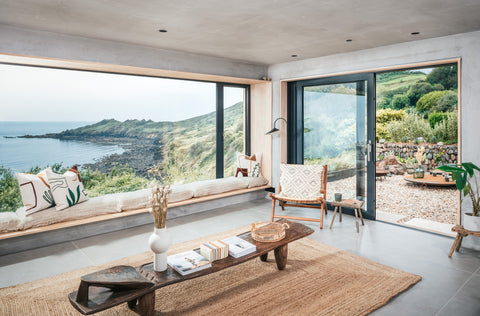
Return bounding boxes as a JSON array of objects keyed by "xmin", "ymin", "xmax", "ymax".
[{"xmin": 0, "ymin": 198, "xmax": 479, "ymax": 315}]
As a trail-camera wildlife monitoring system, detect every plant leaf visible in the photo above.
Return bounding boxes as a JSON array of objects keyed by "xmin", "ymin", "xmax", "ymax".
[
  {"xmin": 436, "ymin": 164, "xmax": 463, "ymax": 173},
  {"xmin": 462, "ymin": 162, "xmax": 480, "ymax": 177},
  {"xmin": 455, "ymin": 172, "xmax": 467, "ymax": 191}
]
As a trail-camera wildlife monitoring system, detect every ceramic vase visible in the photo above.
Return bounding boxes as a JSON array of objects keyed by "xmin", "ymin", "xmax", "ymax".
[{"xmin": 148, "ymin": 227, "xmax": 172, "ymax": 272}]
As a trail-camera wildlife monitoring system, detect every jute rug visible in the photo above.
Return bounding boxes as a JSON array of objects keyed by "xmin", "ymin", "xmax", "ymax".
[{"xmin": 0, "ymin": 226, "xmax": 421, "ymax": 315}]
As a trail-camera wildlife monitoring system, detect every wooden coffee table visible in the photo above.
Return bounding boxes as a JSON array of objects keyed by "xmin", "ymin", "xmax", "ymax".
[
  {"xmin": 404, "ymin": 174, "xmax": 456, "ymax": 187},
  {"xmin": 68, "ymin": 219, "xmax": 314, "ymax": 315}
]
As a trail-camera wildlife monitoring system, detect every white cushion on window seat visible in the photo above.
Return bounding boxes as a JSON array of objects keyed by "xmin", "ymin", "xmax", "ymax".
[
  {"xmin": 0, "ymin": 211, "xmax": 23, "ymax": 233},
  {"xmin": 237, "ymin": 176, "xmax": 269, "ymax": 188},
  {"xmin": 19, "ymin": 194, "xmax": 121, "ymax": 230},
  {"xmin": 118, "ymin": 185, "xmax": 194, "ymax": 211},
  {"xmin": 189, "ymin": 177, "xmax": 249, "ymax": 198}
]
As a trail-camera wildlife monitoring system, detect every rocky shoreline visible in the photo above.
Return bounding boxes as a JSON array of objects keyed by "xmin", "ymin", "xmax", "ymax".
[{"xmin": 34, "ymin": 135, "xmax": 166, "ymax": 178}]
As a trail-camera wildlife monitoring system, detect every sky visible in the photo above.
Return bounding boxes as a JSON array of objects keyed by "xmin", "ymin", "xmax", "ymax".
[{"xmin": 0, "ymin": 64, "xmax": 244, "ymax": 122}]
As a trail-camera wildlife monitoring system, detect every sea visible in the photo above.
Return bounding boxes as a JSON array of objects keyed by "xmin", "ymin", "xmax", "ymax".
[{"xmin": 0, "ymin": 121, "xmax": 125, "ymax": 172}]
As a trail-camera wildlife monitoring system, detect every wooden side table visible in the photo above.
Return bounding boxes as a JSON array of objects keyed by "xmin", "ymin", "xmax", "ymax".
[
  {"xmin": 330, "ymin": 199, "xmax": 365, "ymax": 233},
  {"xmin": 449, "ymin": 225, "xmax": 480, "ymax": 257}
]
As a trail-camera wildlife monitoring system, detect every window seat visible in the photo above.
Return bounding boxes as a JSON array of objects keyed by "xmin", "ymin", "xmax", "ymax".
[{"xmin": 0, "ymin": 176, "xmax": 270, "ymax": 255}]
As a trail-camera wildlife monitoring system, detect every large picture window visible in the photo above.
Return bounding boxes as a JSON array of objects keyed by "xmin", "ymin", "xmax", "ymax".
[{"xmin": 0, "ymin": 63, "xmax": 249, "ymax": 212}]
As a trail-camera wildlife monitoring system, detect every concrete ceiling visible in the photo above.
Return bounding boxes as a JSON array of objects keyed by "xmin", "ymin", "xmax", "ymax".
[{"xmin": 1, "ymin": 0, "xmax": 480, "ymax": 65}]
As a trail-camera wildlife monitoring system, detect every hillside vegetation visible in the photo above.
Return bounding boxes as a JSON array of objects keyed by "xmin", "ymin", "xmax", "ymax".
[{"xmin": 376, "ymin": 65, "xmax": 458, "ymax": 144}]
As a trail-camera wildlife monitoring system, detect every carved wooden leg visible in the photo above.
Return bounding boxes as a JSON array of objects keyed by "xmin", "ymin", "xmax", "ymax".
[
  {"xmin": 274, "ymin": 244, "xmax": 288, "ymax": 270},
  {"xmin": 456, "ymin": 234, "xmax": 465, "ymax": 251},
  {"xmin": 136, "ymin": 292, "xmax": 155, "ymax": 316},
  {"xmin": 330, "ymin": 206, "xmax": 338, "ymax": 229},
  {"xmin": 354, "ymin": 208, "xmax": 359, "ymax": 233},
  {"xmin": 260, "ymin": 253, "xmax": 268, "ymax": 262},
  {"xmin": 128, "ymin": 298, "xmax": 138, "ymax": 310},
  {"xmin": 449, "ymin": 233, "xmax": 462, "ymax": 257},
  {"xmin": 339, "ymin": 206, "xmax": 342, "ymax": 222},
  {"xmin": 271, "ymin": 198, "xmax": 276, "ymax": 222},
  {"xmin": 358, "ymin": 208, "xmax": 365, "ymax": 226},
  {"xmin": 75, "ymin": 281, "xmax": 90, "ymax": 304}
]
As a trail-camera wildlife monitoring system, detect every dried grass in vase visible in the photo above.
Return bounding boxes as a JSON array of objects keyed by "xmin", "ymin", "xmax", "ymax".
[{"xmin": 150, "ymin": 185, "xmax": 171, "ymax": 229}]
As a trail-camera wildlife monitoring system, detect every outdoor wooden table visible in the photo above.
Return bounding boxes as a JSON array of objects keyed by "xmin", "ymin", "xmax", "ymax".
[
  {"xmin": 68, "ymin": 219, "xmax": 314, "ymax": 315},
  {"xmin": 448, "ymin": 225, "xmax": 480, "ymax": 257},
  {"xmin": 404, "ymin": 174, "xmax": 456, "ymax": 187}
]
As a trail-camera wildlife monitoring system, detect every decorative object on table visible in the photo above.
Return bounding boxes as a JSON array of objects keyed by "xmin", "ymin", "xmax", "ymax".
[
  {"xmin": 221, "ymin": 235, "xmax": 257, "ymax": 258},
  {"xmin": 200, "ymin": 240, "xmax": 229, "ymax": 262},
  {"xmin": 413, "ymin": 167, "xmax": 425, "ymax": 179},
  {"xmin": 270, "ymin": 164, "xmax": 328, "ymax": 228},
  {"xmin": 437, "ymin": 162, "xmax": 480, "ymax": 231},
  {"xmin": 413, "ymin": 147, "xmax": 425, "ymax": 179},
  {"xmin": 334, "ymin": 193, "xmax": 342, "ymax": 202},
  {"xmin": 330, "ymin": 199, "xmax": 365, "ymax": 233},
  {"xmin": 45, "ymin": 166, "xmax": 88, "ymax": 211},
  {"xmin": 265, "ymin": 117, "xmax": 287, "ymax": 135},
  {"xmin": 167, "ymin": 250, "xmax": 211, "ymax": 276},
  {"xmin": 251, "ymin": 221, "xmax": 289, "ymax": 243},
  {"xmin": 148, "ymin": 185, "xmax": 172, "ymax": 272}
]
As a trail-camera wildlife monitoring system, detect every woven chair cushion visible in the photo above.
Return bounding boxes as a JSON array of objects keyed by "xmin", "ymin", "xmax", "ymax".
[{"xmin": 279, "ymin": 164, "xmax": 325, "ymax": 199}]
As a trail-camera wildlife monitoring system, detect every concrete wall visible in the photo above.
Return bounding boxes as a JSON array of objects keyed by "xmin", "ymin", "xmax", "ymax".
[
  {"xmin": 268, "ymin": 30, "xmax": 480, "ymax": 249},
  {"xmin": 0, "ymin": 24, "xmax": 267, "ymax": 79}
]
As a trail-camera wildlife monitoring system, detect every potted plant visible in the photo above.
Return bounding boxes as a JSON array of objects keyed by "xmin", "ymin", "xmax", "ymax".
[{"xmin": 437, "ymin": 162, "xmax": 480, "ymax": 231}]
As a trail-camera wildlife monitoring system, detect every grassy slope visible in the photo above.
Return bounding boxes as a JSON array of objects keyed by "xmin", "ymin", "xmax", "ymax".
[{"xmin": 376, "ymin": 71, "xmax": 426, "ymax": 107}]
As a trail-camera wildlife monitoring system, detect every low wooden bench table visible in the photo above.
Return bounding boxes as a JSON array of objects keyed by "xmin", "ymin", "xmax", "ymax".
[
  {"xmin": 449, "ymin": 225, "xmax": 480, "ymax": 257},
  {"xmin": 68, "ymin": 219, "xmax": 313, "ymax": 315}
]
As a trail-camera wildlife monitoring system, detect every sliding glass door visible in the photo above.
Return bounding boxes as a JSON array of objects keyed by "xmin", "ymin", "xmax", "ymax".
[{"xmin": 288, "ymin": 73, "xmax": 376, "ymax": 218}]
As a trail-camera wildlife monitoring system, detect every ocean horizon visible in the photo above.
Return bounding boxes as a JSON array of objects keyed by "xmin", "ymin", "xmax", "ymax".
[{"xmin": 0, "ymin": 121, "xmax": 124, "ymax": 172}]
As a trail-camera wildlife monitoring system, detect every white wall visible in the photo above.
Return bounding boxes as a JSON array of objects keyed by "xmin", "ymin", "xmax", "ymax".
[
  {"xmin": 0, "ymin": 24, "xmax": 267, "ymax": 79},
  {"xmin": 268, "ymin": 30, "xmax": 480, "ymax": 249}
]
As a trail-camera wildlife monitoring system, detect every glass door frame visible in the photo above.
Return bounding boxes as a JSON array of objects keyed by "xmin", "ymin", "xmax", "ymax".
[{"xmin": 287, "ymin": 73, "xmax": 376, "ymax": 219}]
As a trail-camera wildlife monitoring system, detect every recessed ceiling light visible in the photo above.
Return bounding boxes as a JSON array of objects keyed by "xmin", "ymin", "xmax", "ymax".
[
  {"xmin": 411, "ymin": 32, "xmax": 420, "ymax": 35},
  {"xmin": 158, "ymin": 29, "xmax": 167, "ymax": 33},
  {"xmin": 291, "ymin": 54, "xmax": 298, "ymax": 58},
  {"xmin": 346, "ymin": 39, "xmax": 353, "ymax": 42}
]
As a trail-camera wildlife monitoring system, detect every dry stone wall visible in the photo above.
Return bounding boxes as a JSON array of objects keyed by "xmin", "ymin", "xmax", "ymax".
[{"xmin": 376, "ymin": 142, "xmax": 458, "ymax": 171}]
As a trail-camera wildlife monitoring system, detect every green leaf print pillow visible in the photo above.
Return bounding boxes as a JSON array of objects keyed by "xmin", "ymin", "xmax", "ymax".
[{"xmin": 45, "ymin": 166, "xmax": 88, "ymax": 211}]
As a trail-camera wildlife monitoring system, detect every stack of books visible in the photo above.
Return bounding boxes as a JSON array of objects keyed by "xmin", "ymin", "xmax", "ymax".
[
  {"xmin": 167, "ymin": 250, "xmax": 212, "ymax": 276},
  {"xmin": 200, "ymin": 240, "xmax": 229, "ymax": 262},
  {"xmin": 221, "ymin": 236, "xmax": 256, "ymax": 258}
]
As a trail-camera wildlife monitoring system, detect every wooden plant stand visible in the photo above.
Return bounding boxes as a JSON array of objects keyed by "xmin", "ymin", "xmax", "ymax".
[
  {"xmin": 448, "ymin": 225, "xmax": 480, "ymax": 257},
  {"xmin": 330, "ymin": 199, "xmax": 365, "ymax": 233},
  {"xmin": 68, "ymin": 220, "xmax": 313, "ymax": 315}
]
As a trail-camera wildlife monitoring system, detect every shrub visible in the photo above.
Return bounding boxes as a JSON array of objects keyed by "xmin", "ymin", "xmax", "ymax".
[
  {"xmin": 386, "ymin": 112, "xmax": 432, "ymax": 142},
  {"xmin": 80, "ymin": 165, "xmax": 152, "ymax": 197},
  {"xmin": 431, "ymin": 111, "xmax": 458, "ymax": 144},
  {"xmin": 428, "ymin": 111, "xmax": 448, "ymax": 128},
  {"xmin": 433, "ymin": 92, "xmax": 457, "ymax": 112},
  {"xmin": 406, "ymin": 81, "xmax": 434, "ymax": 106},
  {"xmin": 0, "ymin": 167, "xmax": 23, "ymax": 212},
  {"xmin": 416, "ymin": 90, "xmax": 450, "ymax": 114},
  {"xmin": 391, "ymin": 94, "xmax": 410, "ymax": 109},
  {"xmin": 426, "ymin": 65, "xmax": 458, "ymax": 90},
  {"xmin": 376, "ymin": 109, "xmax": 406, "ymax": 124}
]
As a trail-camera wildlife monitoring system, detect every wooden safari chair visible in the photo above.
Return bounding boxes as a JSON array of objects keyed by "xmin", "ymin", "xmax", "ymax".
[{"xmin": 270, "ymin": 164, "xmax": 328, "ymax": 228}]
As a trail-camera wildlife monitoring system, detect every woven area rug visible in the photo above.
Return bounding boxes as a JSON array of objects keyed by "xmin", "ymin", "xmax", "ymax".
[{"xmin": 0, "ymin": 226, "xmax": 421, "ymax": 315}]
